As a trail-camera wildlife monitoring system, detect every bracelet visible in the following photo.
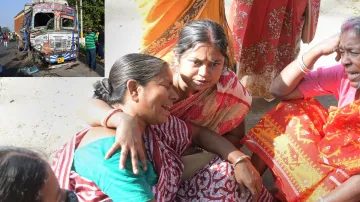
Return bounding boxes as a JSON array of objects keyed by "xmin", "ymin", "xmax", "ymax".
[
  {"xmin": 101, "ymin": 108, "xmax": 123, "ymax": 128},
  {"xmin": 297, "ymin": 55, "xmax": 312, "ymax": 73},
  {"xmin": 232, "ymin": 155, "xmax": 250, "ymax": 168}
]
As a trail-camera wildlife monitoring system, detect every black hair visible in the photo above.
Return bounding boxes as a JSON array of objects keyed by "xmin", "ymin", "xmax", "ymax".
[
  {"xmin": 173, "ymin": 19, "xmax": 230, "ymax": 68},
  {"xmin": 93, "ymin": 53, "xmax": 168, "ymax": 105},
  {"xmin": 0, "ymin": 146, "xmax": 47, "ymax": 202}
]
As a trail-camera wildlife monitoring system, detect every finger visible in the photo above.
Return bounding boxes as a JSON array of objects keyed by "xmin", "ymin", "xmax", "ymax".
[
  {"xmin": 238, "ymin": 182, "xmax": 246, "ymax": 198},
  {"xmin": 255, "ymin": 176, "xmax": 263, "ymax": 193},
  {"xmin": 119, "ymin": 146, "xmax": 129, "ymax": 170},
  {"xmin": 138, "ymin": 147, "xmax": 147, "ymax": 171},
  {"xmin": 256, "ymin": 182, "xmax": 263, "ymax": 196},
  {"xmin": 248, "ymin": 186, "xmax": 259, "ymax": 202},
  {"xmin": 105, "ymin": 143, "xmax": 120, "ymax": 159},
  {"xmin": 131, "ymin": 147, "xmax": 139, "ymax": 175},
  {"xmin": 335, "ymin": 52, "xmax": 341, "ymax": 62}
]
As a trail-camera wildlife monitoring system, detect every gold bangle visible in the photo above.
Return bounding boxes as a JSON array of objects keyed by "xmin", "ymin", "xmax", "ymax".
[{"xmin": 232, "ymin": 155, "xmax": 250, "ymax": 168}]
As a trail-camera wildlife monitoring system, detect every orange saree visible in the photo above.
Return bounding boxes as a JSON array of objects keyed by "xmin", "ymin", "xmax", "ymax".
[
  {"xmin": 134, "ymin": 0, "xmax": 234, "ymax": 66},
  {"xmin": 244, "ymin": 98, "xmax": 360, "ymax": 201}
]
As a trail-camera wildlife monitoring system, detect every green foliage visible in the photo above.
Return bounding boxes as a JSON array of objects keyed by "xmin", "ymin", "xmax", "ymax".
[
  {"xmin": 1, "ymin": 27, "xmax": 11, "ymax": 33},
  {"xmin": 67, "ymin": 0, "xmax": 104, "ymax": 31},
  {"xmin": 347, "ymin": 0, "xmax": 360, "ymax": 15},
  {"xmin": 80, "ymin": 43, "xmax": 86, "ymax": 55}
]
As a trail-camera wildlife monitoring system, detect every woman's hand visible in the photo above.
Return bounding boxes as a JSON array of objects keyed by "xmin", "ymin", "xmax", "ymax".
[
  {"xmin": 104, "ymin": 114, "xmax": 147, "ymax": 174},
  {"xmin": 233, "ymin": 159, "xmax": 263, "ymax": 202},
  {"xmin": 312, "ymin": 33, "xmax": 341, "ymax": 61}
]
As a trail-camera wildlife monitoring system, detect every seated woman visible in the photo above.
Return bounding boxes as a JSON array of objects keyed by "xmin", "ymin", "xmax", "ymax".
[
  {"xmin": 77, "ymin": 20, "xmax": 257, "ymax": 199},
  {"xmin": 52, "ymin": 53, "xmax": 271, "ymax": 201},
  {"xmin": 0, "ymin": 146, "xmax": 78, "ymax": 202},
  {"xmin": 243, "ymin": 17, "xmax": 360, "ymax": 202}
]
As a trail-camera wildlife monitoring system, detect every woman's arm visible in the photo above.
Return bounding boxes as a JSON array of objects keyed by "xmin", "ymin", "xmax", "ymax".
[
  {"xmin": 223, "ymin": 121, "xmax": 246, "ymax": 149},
  {"xmin": 77, "ymin": 98, "xmax": 147, "ymax": 174},
  {"xmin": 76, "ymin": 98, "xmax": 114, "ymax": 127},
  {"xmin": 319, "ymin": 174, "xmax": 360, "ymax": 202},
  {"xmin": 269, "ymin": 34, "xmax": 341, "ymax": 100},
  {"xmin": 191, "ymin": 124, "xmax": 262, "ymax": 201}
]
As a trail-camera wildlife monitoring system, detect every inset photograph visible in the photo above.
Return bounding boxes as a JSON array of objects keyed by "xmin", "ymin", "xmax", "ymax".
[{"xmin": 0, "ymin": 0, "xmax": 104, "ymax": 77}]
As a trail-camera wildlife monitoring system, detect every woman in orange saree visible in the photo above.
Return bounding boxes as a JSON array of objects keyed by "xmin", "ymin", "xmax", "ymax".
[
  {"xmin": 243, "ymin": 17, "xmax": 360, "ymax": 201},
  {"xmin": 228, "ymin": 0, "xmax": 321, "ymax": 99}
]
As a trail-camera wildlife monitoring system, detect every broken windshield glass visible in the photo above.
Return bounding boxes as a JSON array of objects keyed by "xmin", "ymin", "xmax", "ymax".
[
  {"xmin": 61, "ymin": 17, "xmax": 74, "ymax": 29},
  {"xmin": 46, "ymin": 18, "xmax": 55, "ymax": 30},
  {"xmin": 34, "ymin": 12, "xmax": 54, "ymax": 28}
]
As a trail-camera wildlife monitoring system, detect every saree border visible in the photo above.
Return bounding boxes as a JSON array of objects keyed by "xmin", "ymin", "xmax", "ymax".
[{"xmin": 142, "ymin": 0, "xmax": 209, "ymax": 55}]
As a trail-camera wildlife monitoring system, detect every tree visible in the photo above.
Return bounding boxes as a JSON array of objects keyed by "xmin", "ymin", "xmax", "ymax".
[
  {"xmin": 1, "ymin": 27, "xmax": 11, "ymax": 34},
  {"xmin": 67, "ymin": 0, "xmax": 104, "ymax": 31}
]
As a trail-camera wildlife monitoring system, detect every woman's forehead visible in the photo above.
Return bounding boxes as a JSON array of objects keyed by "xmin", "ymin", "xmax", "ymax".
[
  {"xmin": 184, "ymin": 43, "xmax": 223, "ymax": 59},
  {"xmin": 154, "ymin": 67, "xmax": 173, "ymax": 82},
  {"xmin": 340, "ymin": 30, "xmax": 360, "ymax": 47}
]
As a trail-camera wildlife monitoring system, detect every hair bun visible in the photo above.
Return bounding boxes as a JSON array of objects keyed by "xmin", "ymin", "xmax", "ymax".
[{"xmin": 93, "ymin": 78, "xmax": 113, "ymax": 103}]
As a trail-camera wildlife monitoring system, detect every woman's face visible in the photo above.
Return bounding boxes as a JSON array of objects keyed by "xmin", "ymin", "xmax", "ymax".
[
  {"xmin": 177, "ymin": 43, "xmax": 225, "ymax": 93},
  {"xmin": 41, "ymin": 165, "xmax": 78, "ymax": 202},
  {"xmin": 137, "ymin": 66, "xmax": 179, "ymax": 124},
  {"xmin": 339, "ymin": 29, "xmax": 360, "ymax": 88}
]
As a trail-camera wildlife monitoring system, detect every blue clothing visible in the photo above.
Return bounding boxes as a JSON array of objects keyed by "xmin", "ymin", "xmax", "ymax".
[
  {"xmin": 97, "ymin": 43, "xmax": 104, "ymax": 59},
  {"xmin": 86, "ymin": 48, "xmax": 96, "ymax": 70},
  {"xmin": 73, "ymin": 137, "xmax": 158, "ymax": 202}
]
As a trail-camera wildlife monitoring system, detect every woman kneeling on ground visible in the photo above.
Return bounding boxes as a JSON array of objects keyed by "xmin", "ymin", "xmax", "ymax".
[
  {"xmin": 52, "ymin": 53, "xmax": 272, "ymax": 201},
  {"xmin": 243, "ymin": 17, "xmax": 360, "ymax": 202}
]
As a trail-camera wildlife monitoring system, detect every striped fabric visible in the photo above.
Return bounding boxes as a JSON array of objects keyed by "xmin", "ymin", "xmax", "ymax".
[
  {"xmin": 85, "ymin": 33, "xmax": 97, "ymax": 49},
  {"xmin": 51, "ymin": 128, "xmax": 111, "ymax": 202},
  {"xmin": 52, "ymin": 116, "xmax": 274, "ymax": 201},
  {"xmin": 51, "ymin": 116, "xmax": 191, "ymax": 201}
]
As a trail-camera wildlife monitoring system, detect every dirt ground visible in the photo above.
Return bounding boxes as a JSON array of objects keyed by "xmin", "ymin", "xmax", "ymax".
[{"xmin": 0, "ymin": 0, "xmax": 359, "ymax": 187}]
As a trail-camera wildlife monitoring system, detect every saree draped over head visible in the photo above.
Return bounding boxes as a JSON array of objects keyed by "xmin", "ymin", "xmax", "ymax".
[
  {"xmin": 171, "ymin": 70, "xmax": 252, "ymax": 135},
  {"xmin": 228, "ymin": 0, "xmax": 321, "ymax": 99},
  {"xmin": 134, "ymin": 0, "xmax": 235, "ymax": 67},
  {"xmin": 244, "ymin": 98, "xmax": 360, "ymax": 202}
]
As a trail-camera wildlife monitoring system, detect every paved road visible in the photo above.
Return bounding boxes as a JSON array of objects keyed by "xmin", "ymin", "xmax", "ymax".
[{"xmin": 0, "ymin": 41, "xmax": 104, "ymax": 77}]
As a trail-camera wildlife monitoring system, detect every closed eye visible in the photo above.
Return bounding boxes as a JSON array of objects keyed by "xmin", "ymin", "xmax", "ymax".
[
  {"xmin": 210, "ymin": 62, "xmax": 220, "ymax": 67},
  {"xmin": 161, "ymin": 83, "xmax": 172, "ymax": 90}
]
